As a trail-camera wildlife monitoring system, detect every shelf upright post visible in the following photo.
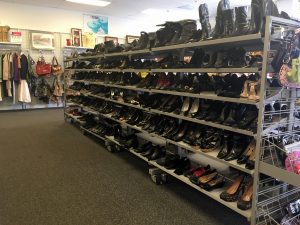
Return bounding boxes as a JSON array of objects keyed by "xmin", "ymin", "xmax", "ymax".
[{"xmin": 250, "ymin": 16, "xmax": 272, "ymax": 225}]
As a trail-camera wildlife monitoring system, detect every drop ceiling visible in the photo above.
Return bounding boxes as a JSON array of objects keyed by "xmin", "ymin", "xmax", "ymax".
[{"xmin": 0, "ymin": 0, "xmax": 252, "ymax": 19}]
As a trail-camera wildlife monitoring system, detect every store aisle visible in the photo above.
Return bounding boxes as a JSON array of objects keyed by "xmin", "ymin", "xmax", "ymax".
[{"xmin": 0, "ymin": 109, "xmax": 247, "ymax": 225}]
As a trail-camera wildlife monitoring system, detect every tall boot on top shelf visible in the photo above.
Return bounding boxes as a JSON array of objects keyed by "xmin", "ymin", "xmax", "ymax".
[
  {"xmin": 199, "ymin": 3, "xmax": 212, "ymax": 40},
  {"xmin": 233, "ymin": 6, "xmax": 249, "ymax": 36},
  {"xmin": 213, "ymin": 0, "xmax": 230, "ymax": 38},
  {"xmin": 248, "ymin": 0, "xmax": 279, "ymax": 34},
  {"xmin": 222, "ymin": 9, "xmax": 235, "ymax": 37}
]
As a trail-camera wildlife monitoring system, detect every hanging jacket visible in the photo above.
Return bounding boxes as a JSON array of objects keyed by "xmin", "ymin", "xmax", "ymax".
[{"xmin": 20, "ymin": 54, "xmax": 28, "ymax": 80}]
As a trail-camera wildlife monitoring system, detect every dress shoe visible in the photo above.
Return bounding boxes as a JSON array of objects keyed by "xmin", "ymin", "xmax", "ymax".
[
  {"xmin": 183, "ymin": 125, "xmax": 204, "ymax": 145},
  {"xmin": 189, "ymin": 167, "xmax": 213, "ymax": 184},
  {"xmin": 224, "ymin": 135, "xmax": 247, "ymax": 161},
  {"xmin": 198, "ymin": 130, "xmax": 222, "ymax": 152},
  {"xmin": 198, "ymin": 170, "xmax": 218, "ymax": 187},
  {"xmin": 217, "ymin": 134, "xmax": 233, "ymax": 159},
  {"xmin": 245, "ymin": 150, "xmax": 255, "ymax": 170},
  {"xmin": 237, "ymin": 140, "xmax": 256, "ymax": 164},
  {"xmin": 184, "ymin": 165, "xmax": 210, "ymax": 178},
  {"xmin": 237, "ymin": 179, "xmax": 253, "ymax": 211},
  {"xmin": 220, "ymin": 175, "xmax": 245, "ymax": 202},
  {"xmin": 203, "ymin": 175, "xmax": 226, "ymax": 191}
]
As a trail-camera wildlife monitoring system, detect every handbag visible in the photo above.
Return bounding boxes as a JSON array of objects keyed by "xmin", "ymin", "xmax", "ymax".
[
  {"xmin": 52, "ymin": 75, "xmax": 64, "ymax": 97},
  {"xmin": 36, "ymin": 56, "xmax": 51, "ymax": 76},
  {"xmin": 51, "ymin": 56, "xmax": 62, "ymax": 75}
]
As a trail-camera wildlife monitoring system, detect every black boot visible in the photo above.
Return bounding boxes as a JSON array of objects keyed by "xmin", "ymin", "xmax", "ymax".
[
  {"xmin": 171, "ymin": 20, "xmax": 197, "ymax": 45},
  {"xmin": 133, "ymin": 32, "xmax": 149, "ymax": 50},
  {"xmin": 222, "ymin": 9, "xmax": 235, "ymax": 37},
  {"xmin": 199, "ymin": 3, "xmax": 212, "ymax": 40},
  {"xmin": 233, "ymin": 6, "xmax": 249, "ymax": 36},
  {"xmin": 213, "ymin": 0, "xmax": 230, "ymax": 38},
  {"xmin": 248, "ymin": 0, "xmax": 279, "ymax": 34}
]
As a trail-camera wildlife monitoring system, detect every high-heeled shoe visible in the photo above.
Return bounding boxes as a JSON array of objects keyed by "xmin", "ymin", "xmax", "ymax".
[
  {"xmin": 220, "ymin": 175, "xmax": 245, "ymax": 202},
  {"xmin": 245, "ymin": 150, "xmax": 255, "ymax": 170},
  {"xmin": 237, "ymin": 140, "xmax": 256, "ymax": 165},
  {"xmin": 237, "ymin": 179, "xmax": 253, "ymax": 210}
]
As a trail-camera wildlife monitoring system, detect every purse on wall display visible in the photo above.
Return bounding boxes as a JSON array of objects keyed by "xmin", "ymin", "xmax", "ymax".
[
  {"xmin": 51, "ymin": 56, "xmax": 62, "ymax": 75},
  {"xmin": 36, "ymin": 56, "xmax": 52, "ymax": 76}
]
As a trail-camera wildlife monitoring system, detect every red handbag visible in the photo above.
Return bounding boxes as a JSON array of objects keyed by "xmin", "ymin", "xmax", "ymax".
[{"xmin": 36, "ymin": 56, "xmax": 51, "ymax": 76}]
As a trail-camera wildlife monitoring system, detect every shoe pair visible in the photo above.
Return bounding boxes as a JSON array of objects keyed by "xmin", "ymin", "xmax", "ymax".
[
  {"xmin": 220, "ymin": 176, "xmax": 253, "ymax": 211},
  {"xmin": 240, "ymin": 81, "xmax": 260, "ymax": 101}
]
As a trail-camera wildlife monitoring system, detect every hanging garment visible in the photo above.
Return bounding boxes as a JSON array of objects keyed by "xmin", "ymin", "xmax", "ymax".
[
  {"xmin": 20, "ymin": 54, "xmax": 28, "ymax": 80},
  {"xmin": 0, "ymin": 54, "xmax": 3, "ymax": 81},
  {"xmin": 0, "ymin": 85, "xmax": 2, "ymax": 101},
  {"xmin": 12, "ymin": 53, "xmax": 20, "ymax": 82},
  {"xmin": 6, "ymin": 80, "xmax": 12, "ymax": 97},
  {"xmin": 2, "ymin": 53, "xmax": 9, "ymax": 80},
  {"xmin": 9, "ymin": 53, "xmax": 13, "ymax": 79},
  {"xmin": 18, "ymin": 80, "xmax": 31, "ymax": 103}
]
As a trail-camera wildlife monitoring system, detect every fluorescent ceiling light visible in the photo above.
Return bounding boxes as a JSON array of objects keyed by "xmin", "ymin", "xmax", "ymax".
[
  {"xmin": 142, "ymin": 8, "xmax": 166, "ymax": 15},
  {"xmin": 66, "ymin": 0, "xmax": 111, "ymax": 7}
]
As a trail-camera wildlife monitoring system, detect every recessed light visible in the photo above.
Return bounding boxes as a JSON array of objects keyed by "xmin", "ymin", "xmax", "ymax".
[{"xmin": 66, "ymin": 0, "xmax": 111, "ymax": 7}]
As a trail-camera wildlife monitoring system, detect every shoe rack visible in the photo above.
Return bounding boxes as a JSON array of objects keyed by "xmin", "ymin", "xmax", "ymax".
[{"xmin": 63, "ymin": 16, "xmax": 300, "ymax": 225}]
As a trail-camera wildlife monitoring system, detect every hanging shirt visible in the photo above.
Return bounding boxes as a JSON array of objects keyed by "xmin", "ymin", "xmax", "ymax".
[{"xmin": 20, "ymin": 54, "xmax": 28, "ymax": 80}]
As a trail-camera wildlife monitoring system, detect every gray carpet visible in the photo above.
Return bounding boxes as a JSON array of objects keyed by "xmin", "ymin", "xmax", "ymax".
[{"xmin": 0, "ymin": 109, "xmax": 248, "ymax": 225}]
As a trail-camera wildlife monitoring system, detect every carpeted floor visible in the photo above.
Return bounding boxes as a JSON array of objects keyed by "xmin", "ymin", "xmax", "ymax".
[{"xmin": 0, "ymin": 109, "xmax": 248, "ymax": 225}]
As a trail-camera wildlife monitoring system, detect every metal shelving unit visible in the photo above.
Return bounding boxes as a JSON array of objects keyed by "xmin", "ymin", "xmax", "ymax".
[{"xmin": 64, "ymin": 16, "xmax": 300, "ymax": 225}]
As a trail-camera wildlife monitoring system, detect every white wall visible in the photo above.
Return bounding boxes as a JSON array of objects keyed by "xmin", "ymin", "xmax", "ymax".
[{"xmin": 0, "ymin": 1, "xmax": 143, "ymax": 38}]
